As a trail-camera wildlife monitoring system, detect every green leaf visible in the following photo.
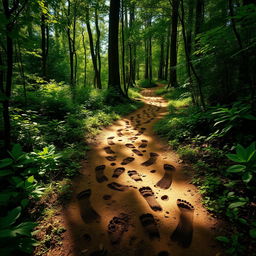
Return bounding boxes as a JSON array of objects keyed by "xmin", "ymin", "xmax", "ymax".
[
  {"xmin": 27, "ymin": 176, "xmax": 34, "ymax": 183},
  {"xmin": 249, "ymin": 229, "xmax": 256, "ymax": 239},
  {"xmin": 226, "ymin": 164, "xmax": 245, "ymax": 173},
  {"xmin": 0, "ymin": 207, "xmax": 21, "ymax": 228},
  {"xmin": 239, "ymin": 218, "xmax": 247, "ymax": 224},
  {"xmin": 0, "ymin": 169, "xmax": 13, "ymax": 177},
  {"xmin": 0, "ymin": 158, "xmax": 13, "ymax": 168},
  {"xmin": 216, "ymin": 236, "xmax": 229, "ymax": 243},
  {"xmin": 9, "ymin": 144, "xmax": 23, "ymax": 159},
  {"xmin": 228, "ymin": 201, "xmax": 247, "ymax": 209},
  {"xmin": 13, "ymin": 222, "xmax": 37, "ymax": 237},
  {"xmin": 226, "ymin": 153, "xmax": 245, "ymax": 163},
  {"xmin": 0, "ymin": 229, "xmax": 15, "ymax": 238},
  {"xmin": 236, "ymin": 144, "xmax": 247, "ymax": 161},
  {"xmin": 242, "ymin": 172, "xmax": 253, "ymax": 183},
  {"xmin": 243, "ymin": 114, "xmax": 256, "ymax": 120}
]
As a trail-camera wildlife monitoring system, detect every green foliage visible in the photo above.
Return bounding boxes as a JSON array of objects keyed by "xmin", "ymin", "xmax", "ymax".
[
  {"xmin": 138, "ymin": 79, "xmax": 157, "ymax": 88},
  {"xmin": 177, "ymin": 145, "xmax": 199, "ymax": 163},
  {"xmin": 226, "ymin": 142, "xmax": 256, "ymax": 187}
]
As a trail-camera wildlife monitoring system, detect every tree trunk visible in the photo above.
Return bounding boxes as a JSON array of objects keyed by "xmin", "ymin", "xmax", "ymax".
[
  {"xmin": 108, "ymin": 0, "xmax": 124, "ymax": 96},
  {"xmin": 41, "ymin": 12, "xmax": 47, "ymax": 79},
  {"xmin": 121, "ymin": 0, "xmax": 127, "ymax": 95},
  {"xmin": 95, "ymin": 9, "xmax": 102, "ymax": 89},
  {"xmin": 158, "ymin": 37, "xmax": 165, "ymax": 80},
  {"xmin": 82, "ymin": 29, "xmax": 87, "ymax": 87},
  {"xmin": 169, "ymin": 0, "xmax": 179, "ymax": 88},
  {"xmin": 164, "ymin": 23, "xmax": 171, "ymax": 81}
]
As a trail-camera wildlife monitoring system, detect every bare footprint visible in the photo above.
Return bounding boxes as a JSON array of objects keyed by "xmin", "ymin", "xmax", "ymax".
[
  {"xmin": 108, "ymin": 213, "xmax": 130, "ymax": 244},
  {"xmin": 117, "ymin": 129, "xmax": 123, "ymax": 137},
  {"xmin": 107, "ymin": 182, "xmax": 129, "ymax": 191},
  {"xmin": 140, "ymin": 213, "xmax": 160, "ymax": 239},
  {"xmin": 95, "ymin": 165, "xmax": 108, "ymax": 183},
  {"xmin": 125, "ymin": 143, "xmax": 136, "ymax": 149},
  {"xmin": 139, "ymin": 187, "xmax": 162, "ymax": 211},
  {"xmin": 156, "ymin": 164, "xmax": 175, "ymax": 189},
  {"xmin": 121, "ymin": 157, "xmax": 135, "ymax": 165},
  {"xmin": 161, "ymin": 195, "xmax": 169, "ymax": 201},
  {"xmin": 105, "ymin": 156, "xmax": 117, "ymax": 162},
  {"xmin": 141, "ymin": 153, "xmax": 159, "ymax": 166},
  {"xmin": 132, "ymin": 149, "xmax": 143, "ymax": 156},
  {"xmin": 107, "ymin": 136, "xmax": 115, "ymax": 145},
  {"xmin": 104, "ymin": 146, "xmax": 115, "ymax": 154},
  {"xmin": 77, "ymin": 189, "xmax": 100, "ymax": 223},
  {"xmin": 112, "ymin": 167, "xmax": 125, "ymax": 178},
  {"xmin": 128, "ymin": 170, "xmax": 142, "ymax": 181},
  {"xmin": 171, "ymin": 199, "xmax": 194, "ymax": 248}
]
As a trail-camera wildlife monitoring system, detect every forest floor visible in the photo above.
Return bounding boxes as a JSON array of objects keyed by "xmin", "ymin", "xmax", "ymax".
[{"xmin": 35, "ymin": 85, "xmax": 224, "ymax": 256}]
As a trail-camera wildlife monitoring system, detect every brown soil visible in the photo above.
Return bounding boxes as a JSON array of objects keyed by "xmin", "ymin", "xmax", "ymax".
[{"xmin": 43, "ymin": 85, "xmax": 223, "ymax": 256}]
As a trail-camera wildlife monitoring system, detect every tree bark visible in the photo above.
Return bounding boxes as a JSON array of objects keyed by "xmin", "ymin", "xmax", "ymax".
[
  {"xmin": 169, "ymin": 0, "xmax": 179, "ymax": 88},
  {"xmin": 108, "ymin": 0, "xmax": 124, "ymax": 96},
  {"xmin": 82, "ymin": 29, "xmax": 87, "ymax": 87},
  {"xmin": 158, "ymin": 37, "xmax": 165, "ymax": 80},
  {"xmin": 164, "ymin": 23, "xmax": 171, "ymax": 81},
  {"xmin": 95, "ymin": 8, "xmax": 102, "ymax": 88}
]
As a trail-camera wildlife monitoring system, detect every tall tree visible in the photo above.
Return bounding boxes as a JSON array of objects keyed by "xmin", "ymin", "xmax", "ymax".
[
  {"xmin": 108, "ymin": 0, "xmax": 124, "ymax": 96},
  {"xmin": 168, "ymin": 0, "xmax": 179, "ymax": 88}
]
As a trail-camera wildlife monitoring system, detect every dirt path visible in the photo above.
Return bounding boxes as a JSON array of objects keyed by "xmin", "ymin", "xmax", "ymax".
[{"xmin": 60, "ymin": 86, "xmax": 222, "ymax": 256}]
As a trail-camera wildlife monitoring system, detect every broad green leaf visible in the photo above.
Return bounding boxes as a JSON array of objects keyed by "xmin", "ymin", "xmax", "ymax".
[
  {"xmin": 216, "ymin": 236, "xmax": 229, "ymax": 243},
  {"xmin": 0, "ymin": 158, "xmax": 13, "ymax": 169},
  {"xmin": 0, "ymin": 229, "xmax": 15, "ymax": 238},
  {"xmin": 228, "ymin": 201, "xmax": 246, "ymax": 209},
  {"xmin": 0, "ymin": 207, "xmax": 21, "ymax": 228},
  {"xmin": 10, "ymin": 144, "xmax": 23, "ymax": 159},
  {"xmin": 226, "ymin": 164, "xmax": 245, "ymax": 173},
  {"xmin": 236, "ymin": 144, "xmax": 247, "ymax": 161},
  {"xmin": 242, "ymin": 114, "xmax": 256, "ymax": 120},
  {"xmin": 242, "ymin": 172, "xmax": 253, "ymax": 183},
  {"xmin": 226, "ymin": 154, "xmax": 245, "ymax": 163},
  {"xmin": 249, "ymin": 229, "xmax": 256, "ymax": 239},
  {"xmin": 14, "ymin": 222, "xmax": 37, "ymax": 236},
  {"xmin": 238, "ymin": 218, "xmax": 247, "ymax": 224},
  {"xmin": 0, "ymin": 169, "xmax": 13, "ymax": 177}
]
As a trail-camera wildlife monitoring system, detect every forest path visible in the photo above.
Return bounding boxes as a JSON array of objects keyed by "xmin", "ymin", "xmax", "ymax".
[{"xmin": 61, "ymin": 85, "xmax": 222, "ymax": 256}]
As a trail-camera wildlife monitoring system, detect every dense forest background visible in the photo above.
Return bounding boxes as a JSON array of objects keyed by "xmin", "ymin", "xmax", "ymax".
[{"xmin": 0, "ymin": 0, "xmax": 256, "ymax": 255}]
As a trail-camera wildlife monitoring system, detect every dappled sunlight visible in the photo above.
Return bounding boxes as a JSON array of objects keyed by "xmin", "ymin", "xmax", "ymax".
[{"xmin": 60, "ymin": 85, "xmax": 222, "ymax": 256}]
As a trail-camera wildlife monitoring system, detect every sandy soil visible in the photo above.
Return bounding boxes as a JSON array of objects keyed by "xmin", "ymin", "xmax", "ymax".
[{"xmin": 58, "ymin": 86, "xmax": 223, "ymax": 256}]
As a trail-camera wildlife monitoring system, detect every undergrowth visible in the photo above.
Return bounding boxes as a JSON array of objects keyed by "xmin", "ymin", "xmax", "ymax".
[{"xmin": 154, "ymin": 87, "xmax": 256, "ymax": 256}]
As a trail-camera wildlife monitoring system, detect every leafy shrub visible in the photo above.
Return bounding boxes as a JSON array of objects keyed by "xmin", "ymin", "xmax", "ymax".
[
  {"xmin": 177, "ymin": 145, "xmax": 200, "ymax": 163},
  {"xmin": 138, "ymin": 79, "xmax": 157, "ymax": 88}
]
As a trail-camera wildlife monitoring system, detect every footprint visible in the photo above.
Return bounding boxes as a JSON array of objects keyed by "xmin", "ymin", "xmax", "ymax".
[
  {"xmin": 105, "ymin": 156, "xmax": 117, "ymax": 162},
  {"xmin": 150, "ymin": 170, "xmax": 156, "ymax": 173},
  {"xmin": 111, "ymin": 163, "xmax": 116, "ymax": 166},
  {"xmin": 104, "ymin": 146, "xmax": 115, "ymax": 154},
  {"xmin": 132, "ymin": 149, "xmax": 143, "ymax": 156},
  {"xmin": 139, "ymin": 141, "xmax": 147, "ymax": 148},
  {"xmin": 125, "ymin": 143, "xmax": 136, "ymax": 149},
  {"xmin": 171, "ymin": 199, "xmax": 194, "ymax": 248},
  {"xmin": 103, "ymin": 195, "xmax": 112, "ymax": 200},
  {"xmin": 76, "ymin": 189, "xmax": 100, "ymax": 223},
  {"xmin": 128, "ymin": 170, "xmax": 142, "ymax": 182},
  {"xmin": 140, "ymin": 213, "xmax": 160, "ymax": 239},
  {"xmin": 139, "ymin": 187, "xmax": 162, "ymax": 211},
  {"xmin": 112, "ymin": 167, "xmax": 125, "ymax": 178},
  {"xmin": 121, "ymin": 157, "xmax": 135, "ymax": 165},
  {"xmin": 156, "ymin": 164, "xmax": 175, "ymax": 189},
  {"xmin": 161, "ymin": 195, "xmax": 169, "ymax": 201},
  {"xmin": 117, "ymin": 129, "xmax": 123, "ymax": 137},
  {"xmin": 141, "ymin": 153, "xmax": 159, "ymax": 166},
  {"xmin": 107, "ymin": 136, "xmax": 115, "ymax": 145},
  {"xmin": 107, "ymin": 182, "xmax": 129, "ymax": 191},
  {"xmin": 95, "ymin": 165, "xmax": 108, "ymax": 183},
  {"xmin": 108, "ymin": 213, "xmax": 130, "ymax": 244}
]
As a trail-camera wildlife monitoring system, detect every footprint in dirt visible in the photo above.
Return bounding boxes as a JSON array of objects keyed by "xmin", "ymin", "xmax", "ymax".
[
  {"xmin": 125, "ymin": 143, "xmax": 136, "ymax": 149},
  {"xmin": 107, "ymin": 182, "xmax": 129, "ymax": 191},
  {"xmin": 156, "ymin": 164, "xmax": 175, "ymax": 189},
  {"xmin": 132, "ymin": 149, "xmax": 143, "ymax": 156},
  {"xmin": 171, "ymin": 199, "xmax": 195, "ymax": 248},
  {"xmin": 139, "ymin": 187, "xmax": 162, "ymax": 211},
  {"xmin": 105, "ymin": 156, "xmax": 117, "ymax": 162},
  {"xmin": 95, "ymin": 165, "xmax": 108, "ymax": 183},
  {"xmin": 121, "ymin": 157, "xmax": 135, "ymax": 165},
  {"xmin": 139, "ymin": 140, "xmax": 148, "ymax": 149},
  {"xmin": 112, "ymin": 167, "xmax": 125, "ymax": 178},
  {"xmin": 107, "ymin": 136, "xmax": 115, "ymax": 146},
  {"xmin": 117, "ymin": 129, "xmax": 123, "ymax": 137},
  {"xmin": 128, "ymin": 170, "xmax": 142, "ymax": 181},
  {"xmin": 104, "ymin": 146, "xmax": 115, "ymax": 154},
  {"xmin": 76, "ymin": 189, "xmax": 100, "ymax": 223},
  {"xmin": 108, "ymin": 213, "xmax": 130, "ymax": 244},
  {"xmin": 140, "ymin": 213, "xmax": 160, "ymax": 240},
  {"xmin": 141, "ymin": 153, "xmax": 159, "ymax": 166}
]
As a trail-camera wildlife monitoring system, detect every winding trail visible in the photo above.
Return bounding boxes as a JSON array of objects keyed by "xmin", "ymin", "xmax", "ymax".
[{"xmin": 61, "ymin": 85, "xmax": 222, "ymax": 256}]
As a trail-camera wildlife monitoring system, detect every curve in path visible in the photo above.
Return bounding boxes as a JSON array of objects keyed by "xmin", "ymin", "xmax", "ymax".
[{"xmin": 61, "ymin": 85, "xmax": 222, "ymax": 256}]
